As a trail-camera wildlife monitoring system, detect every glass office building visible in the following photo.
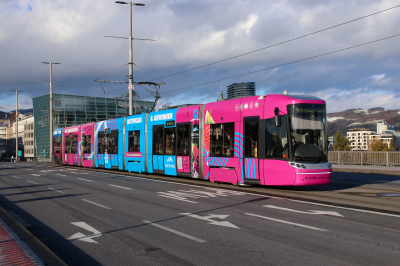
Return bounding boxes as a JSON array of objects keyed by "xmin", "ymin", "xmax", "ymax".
[{"xmin": 33, "ymin": 94, "xmax": 153, "ymax": 159}]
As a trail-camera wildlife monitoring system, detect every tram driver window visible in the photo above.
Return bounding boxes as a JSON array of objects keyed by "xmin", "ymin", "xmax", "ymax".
[
  {"xmin": 210, "ymin": 123, "xmax": 234, "ymax": 157},
  {"xmin": 265, "ymin": 115, "xmax": 288, "ymax": 160},
  {"xmin": 128, "ymin": 131, "xmax": 140, "ymax": 152}
]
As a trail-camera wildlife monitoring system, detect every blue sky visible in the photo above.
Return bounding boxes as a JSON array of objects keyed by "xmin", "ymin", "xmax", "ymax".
[{"xmin": 0, "ymin": 0, "xmax": 400, "ymax": 113}]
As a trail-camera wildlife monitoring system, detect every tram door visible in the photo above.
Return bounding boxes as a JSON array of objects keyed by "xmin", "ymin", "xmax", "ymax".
[
  {"xmin": 152, "ymin": 125, "xmax": 164, "ymax": 173},
  {"xmin": 243, "ymin": 116, "xmax": 260, "ymax": 181}
]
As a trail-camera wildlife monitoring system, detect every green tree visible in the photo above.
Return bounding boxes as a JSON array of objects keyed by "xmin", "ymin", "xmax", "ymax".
[
  {"xmin": 389, "ymin": 138, "xmax": 397, "ymax": 151},
  {"xmin": 333, "ymin": 130, "xmax": 352, "ymax": 151},
  {"xmin": 370, "ymin": 140, "xmax": 389, "ymax": 151}
]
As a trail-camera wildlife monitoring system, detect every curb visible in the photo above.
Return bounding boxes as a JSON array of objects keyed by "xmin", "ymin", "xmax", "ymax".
[{"xmin": 0, "ymin": 206, "xmax": 67, "ymax": 266}]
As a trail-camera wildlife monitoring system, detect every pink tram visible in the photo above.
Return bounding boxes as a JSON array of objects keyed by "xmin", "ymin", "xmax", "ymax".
[{"xmin": 56, "ymin": 94, "xmax": 332, "ymax": 186}]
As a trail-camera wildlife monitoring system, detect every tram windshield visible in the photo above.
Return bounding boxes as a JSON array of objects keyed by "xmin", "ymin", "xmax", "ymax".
[{"xmin": 288, "ymin": 104, "xmax": 328, "ymax": 163}]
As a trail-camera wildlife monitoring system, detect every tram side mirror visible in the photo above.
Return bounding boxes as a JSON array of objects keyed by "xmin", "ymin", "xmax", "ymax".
[{"xmin": 274, "ymin": 107, "xmax": 281, "ymax": 127}]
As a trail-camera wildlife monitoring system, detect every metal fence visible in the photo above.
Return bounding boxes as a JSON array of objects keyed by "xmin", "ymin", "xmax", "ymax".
[{"xmin": 328, "ymin": 151, "xmax": 400, "ymax": 166}]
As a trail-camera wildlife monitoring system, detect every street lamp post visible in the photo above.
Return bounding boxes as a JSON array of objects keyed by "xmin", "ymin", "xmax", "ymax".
[
  {"xmin": 42, "ymin": 62, "xmax": 60, "ymax": 162},
  {"xmin": 115, "ymin": 1, "xmax": 145, "ymax": 115},
  {"xmin": 10, "ymin": 90, "xmax": 23, "ymax": 162}
]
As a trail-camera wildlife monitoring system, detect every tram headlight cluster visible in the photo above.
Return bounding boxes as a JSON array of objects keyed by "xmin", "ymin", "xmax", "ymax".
[{"xmin": 289, "ymin": 162, "xmax": 307, "ymax": 169}]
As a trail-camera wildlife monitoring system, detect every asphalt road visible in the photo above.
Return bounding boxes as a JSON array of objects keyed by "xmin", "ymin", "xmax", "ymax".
[{"xmin": 0, "ymin": 162, "xmax": 399, "ymax": 266}]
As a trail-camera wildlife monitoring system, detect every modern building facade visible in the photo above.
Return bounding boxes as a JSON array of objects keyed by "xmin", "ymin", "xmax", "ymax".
[
  {"xmin": 227, "ymin": 82, "xmax": 256, "ymax": 99},
  {"xmin": 32, "ymin": 94, "xmax": 154, "ymax": 160}
]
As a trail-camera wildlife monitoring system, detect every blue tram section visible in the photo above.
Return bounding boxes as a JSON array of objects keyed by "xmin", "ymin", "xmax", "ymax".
[
  {"xmin": 124, "ymin": 113, "xmax": 147, "ymax": 173},
  {"xmin": 53, "ymin": 128, "xmax": 63, "ymax": 164},
  {"xmin": 94, "ymin": 118, "xmax": 124, "ymax": 170},
  {"xmin": 147, "ymin": 109, "xmax": 178, "ymax": 176}
]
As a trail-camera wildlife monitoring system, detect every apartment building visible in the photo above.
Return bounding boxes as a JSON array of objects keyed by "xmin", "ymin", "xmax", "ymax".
[
  {"xmin": 368, "ymin": 133, "xmax": 395, "ymax": 150},
  {"xmin": 347, "ymin": 130, "xmax": 373, "ymax": 150},
  {"xmin": 24, "ymin": 121, "xmax": 35, "ymax": 161}
]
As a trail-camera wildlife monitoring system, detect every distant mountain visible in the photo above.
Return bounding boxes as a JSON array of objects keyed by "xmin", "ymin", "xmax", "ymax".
[
  {"xmin": 327, "ymin": 107, "xmax": 400, "ymax": 136},
  {"xmin": 0, "ymin": 108, "xmax": 33, "ymax": 120},
  {"xmin": 9, "ymin": 108, "xmax": 33, "ymax": 115}
]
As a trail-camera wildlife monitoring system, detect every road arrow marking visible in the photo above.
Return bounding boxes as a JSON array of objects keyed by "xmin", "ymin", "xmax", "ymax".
[
  {"xmin": 67, "ymin": 222, "xmax": 102, "ymax": 244},
  {"xmin": 263, "ymin": 205, "xmax": 344, "ymax": 217},
  {"xmin": 180, "ymin": 213, "xmax": 239, "ymax": 229}
]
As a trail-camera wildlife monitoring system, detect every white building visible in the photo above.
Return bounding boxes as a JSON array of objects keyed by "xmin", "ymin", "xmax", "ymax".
[
  {"xmin": 347, "ymin": 130, "xmax": 373, "ymax": 150},
  {"xmin": 377, "ymin": 121, "xmax": 394, "ymax": 134}
]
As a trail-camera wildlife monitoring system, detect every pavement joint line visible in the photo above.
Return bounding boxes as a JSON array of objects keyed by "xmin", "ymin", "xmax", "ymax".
[
  {"xmin": 47, "ymin": 187, "xmax": 66, "ymax": 194},
  {"xmin": 81, "ymin": 199, "xmax": 112, "ymax": 209},
  {"xmin": 77, "ymin": 178, "xmax": 94, "ymax": 182},
  {"xmin": 27, "ymin": 180, "xmax": 38, "ymax": 185},
  {"xmin": 142, "ymin": 220, "xmax": 206, "ymax": 243},
  {"xmin": 108, "ymin": 184, "xmax": 132, "ymax": 190},
  {"xmin": 244, "ymin": 213, "xmax": 328, "ymax": 232}
]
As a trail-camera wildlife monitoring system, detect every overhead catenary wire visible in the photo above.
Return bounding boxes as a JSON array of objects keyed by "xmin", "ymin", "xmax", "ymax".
[
  {"xmin": 138, "ymin": 33, "xmax": 400, "ymax": 100},
  {"xmin": 147, "ymin": 4, "xmax": 400, "ymax": 82}
]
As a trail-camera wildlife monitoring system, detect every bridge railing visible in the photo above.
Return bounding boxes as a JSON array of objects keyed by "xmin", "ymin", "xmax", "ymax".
[{"xmin": 328, "ymin": 151, "xmax": 400, "ymax": 166}]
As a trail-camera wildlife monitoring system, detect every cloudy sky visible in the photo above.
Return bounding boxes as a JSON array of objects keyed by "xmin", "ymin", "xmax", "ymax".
[{"xmin": 1, "ymin": 0, "xmax": 400, "ymax": 113}]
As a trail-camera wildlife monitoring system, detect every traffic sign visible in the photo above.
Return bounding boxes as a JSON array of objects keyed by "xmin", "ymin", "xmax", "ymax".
[{"xmin": 128, "ymin": 85, "xmax": 134, "ymax": 90}]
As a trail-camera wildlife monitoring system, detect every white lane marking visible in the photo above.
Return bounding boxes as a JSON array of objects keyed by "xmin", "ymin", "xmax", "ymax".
[
  {"xmin": 27, "ymin": 180, "xmax": 38, "ymax": 185},
  {"xmin": 180, "ymin": 213, "xmax": 239, "ymax": 229},
  {"xmin": 62, "ymin": 169, "xmax": 400, "ymax": 218},
  {"xmin": 142, "ymin": 220, "xmax": 206, "ymax": 243},
  {"xmin": 245, "ymin": 213, "xmax": 328, "ymax": 232},
  {"xmin": 26, "ymin": 169, "xmax": 33, "ymax": 170},
  {"xmin": 67, "ymin": 222, "xmax": 102, "ymax": 244},
  {"xmin": 108, "ymin": 184, "xmax": 132, "ymax": 190},
  {"xmin": 81, "ymin": 199, "xmax": 112, "ymax": 210},
  {"xmin": 158, "ymin": 194, "xmax": 198, "ymax": 204},
  {"xmin": 40, "ymin": 170, "xmax": 47, "ymax": 173},
  {"xmin": 56, "ymin": 174, "xmax": 67, "ymax": 177},
  {"xmin": 30, "ymin": 174, "xmax": 41, "ymax": 177},
  {"xmin": 48, "ymin": 187, "xmax": 66, "ymax": 194},
  {"xmin": 69, "ymin": 172, "xmax": 77, "ymax": 174},
  {"xmin": 78, "ymin": 178, "xmax": 94, "ymax": 182},
  {"xmin": 287, "ymin": 199, "xmax": 400, "ymax": 218},
  {"xmin": 12, "ymin": 176, "xmax": 20, "ymax": 179},
  {"xmin": 264, "ymin": 205, "xmax": 344, "ymax": 217}
]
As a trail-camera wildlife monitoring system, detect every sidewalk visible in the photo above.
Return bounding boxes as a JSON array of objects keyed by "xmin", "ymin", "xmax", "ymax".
[
  {"xmin": 333, "ymin": 164, "xmax": 400, "ymax": 176},
  {"xmin": 0, "ymin": 217, "xmax": 44, "ymax": 266}
]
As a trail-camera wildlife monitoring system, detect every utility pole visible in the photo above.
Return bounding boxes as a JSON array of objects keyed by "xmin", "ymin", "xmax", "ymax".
[
  {"xmin": 42, "ymin": 62, "xmax": 60, "ymax": 161},
  {"xmin": 100, "ymin": 1, "xmax": 155, "ymax": 115},
  {"xmin": 10, "ymin": 90, "xmax": 22, "ymax": 162}
]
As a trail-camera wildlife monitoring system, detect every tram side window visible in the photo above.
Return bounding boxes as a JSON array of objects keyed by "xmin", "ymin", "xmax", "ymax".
[
  {"xmin": 71, "ymin": 135, "xmax": 78, "ymax": 154},
  {"xmin": 128, "ymin": 131, "xmax": 140, "ymax": 152},
  {"xmin": 153, "ymin": 126, "xmax": 163, "ymax": 155},
  {"xmin": 265, "ymin": 115, "xmax": 289, "ymax": 160},
  {"xmin": 210, "ymin": 123, "xmax": 234, "ymax": 157},
  {"xmin": 65, "ymin": 138, "xmax": 70, "ymax": 153},
  {"xmin": 164, "ymin": 127, "xmax": 176, "ymax": 155},
  {"xmin": 244, "ymin": 117, "xmax": 258, "ymax": 158},
  {"xmin": 177, "ymin": 124, "xmax": 190, "ymax": 156},
  {"xmin": 109, "ymin": 130, "xmax": 119, "ymax": 154},
  {"xmin": 82, "ymin": 135, "xmax": 91, "ymax": 154},
  {"xmin": 98, "ymin": 132, "xmax": 105, "ymax": 154},
  {"xmin": 54, "ymin": 138, "xmax": 61, "ymax": 153}
]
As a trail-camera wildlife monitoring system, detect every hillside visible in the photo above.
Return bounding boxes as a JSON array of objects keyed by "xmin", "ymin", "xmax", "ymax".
[{"xmin": 327, "ymin": 107, "xmax": 400, "ymax": 136}]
